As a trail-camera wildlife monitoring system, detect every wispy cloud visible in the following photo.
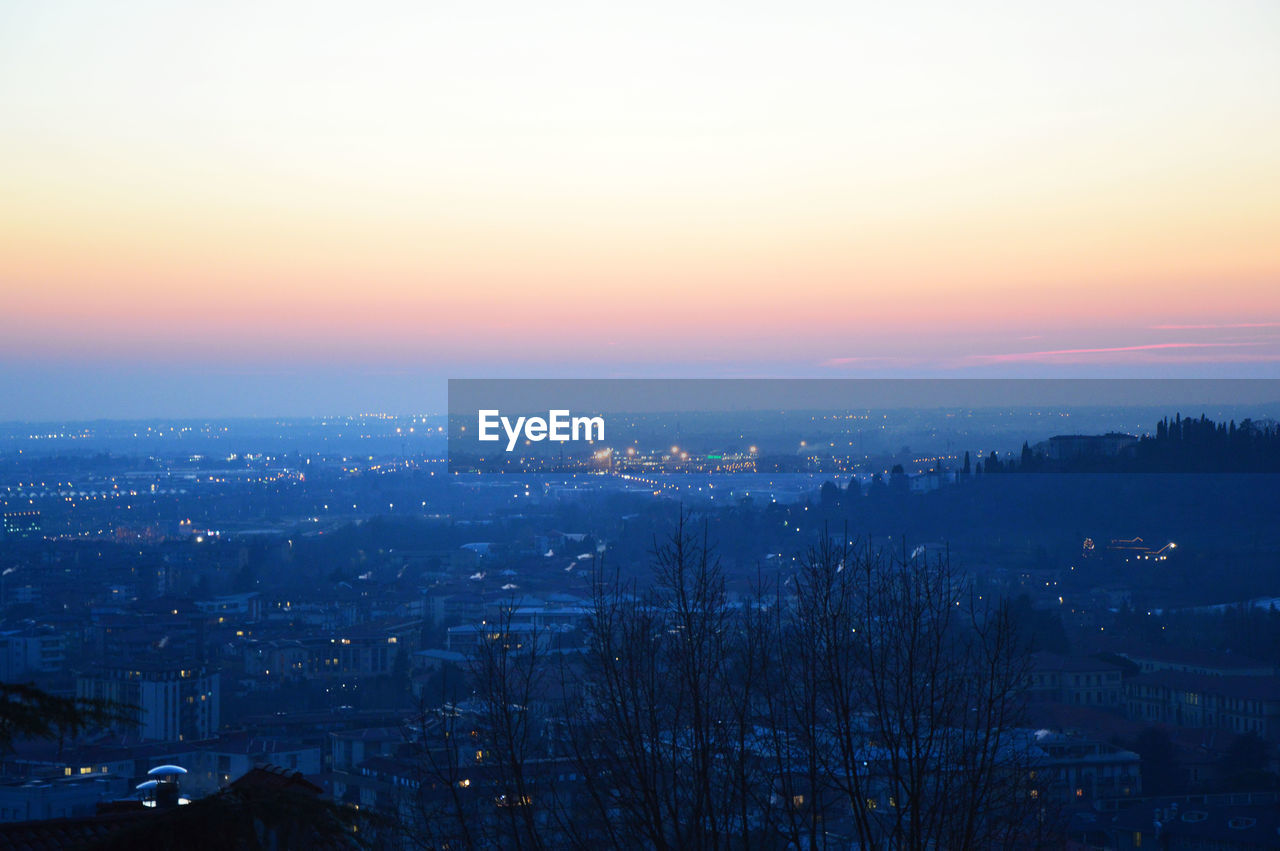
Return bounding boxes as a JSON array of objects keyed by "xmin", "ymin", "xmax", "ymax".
[
  {"xmin": 969, "ymin": 341, "xmax": 1263, "ymax": 364},
  {"xmin": 821, "ymin": 356, "xmax": 928, "ymax": 368},
  {"xmin": 1150, "ymin": 322, "xmax": 1280, "ymax": 330},
  {"xmin": 820, "ymin": 341, "xmax": 1280, "ymax": 370}
]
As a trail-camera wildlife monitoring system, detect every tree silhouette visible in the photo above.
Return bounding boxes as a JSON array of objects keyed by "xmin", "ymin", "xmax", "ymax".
[
  {"xmin": 415, "ymin": 519, "xmax": 1047, "ymax": 849},
  {"xmin": 0, "ymin": 682, "xmax": 135, "ymax": 753}
]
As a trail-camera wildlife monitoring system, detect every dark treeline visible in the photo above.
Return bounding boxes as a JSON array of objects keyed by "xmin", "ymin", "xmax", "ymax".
[
  {"xmin": 982, "ymin": 413, "xmax": 1280, "ymax": 474},
  {"xmin": 1138, "ymin": 413, "xmax": 1280, "ymax": 473}
]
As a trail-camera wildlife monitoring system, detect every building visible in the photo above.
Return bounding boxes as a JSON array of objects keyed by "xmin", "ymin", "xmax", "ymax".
[
  {"xmin": 0, "ymin": 627, "xmax": 66, "ymax": 680},
  {"xmin": 76, "ymin": 663, "xmax": 220, "ymax": 742},
  {"xmin": 1, "ymin": 511, "xmax": 41, "ymax": 540},
  {"xmin": 0, "ymin": 774, "xmax": 127, "ymax": 823},
  {"xmin": 1124, "ymin": 671, "xmax": 1280, "ymax": 740},
  {"xmin": 0, "ymin": 765, "xmax": 348, "ymax": 847},
  {"xmin": 1029, "ymin": 731, "xmax": 1142, "ymax": 803},
  {"xmin": 243, "ymin": 639, "xmax": 309, "ymax": 680},
  {"xmin": 330, "ymin": 726, "xmax": 406, "ymax": 774},
  {"xmin": 204, "ymin": 734, "xmax": 322, "ymax": 791},
  {"xmin": 1118, "ymin": 646, "xmax": 1275, "ymax": 678},
  {"xmin": 195, "ymin": 592, "xmax": 262, "ymax": 623},
  {"xmin": 321, "ymin": 620, "xmax": 421, "ymax": 676},
  {"xmin": 1029, "ymin": 652, "xmax": 1125, "ymax": 709},
  {"xmin": 1039, "ymin": 434, "xmax": 1139, "ymax": 462}
]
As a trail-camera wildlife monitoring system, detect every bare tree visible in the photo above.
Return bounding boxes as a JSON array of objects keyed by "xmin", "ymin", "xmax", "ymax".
[
  {"xmin": 780, "ymin": 534, "xmax": 1039, "ymax": 850},
  {"xmin": 398, "ymin": 682, "xmax": 479, "ymax": 850},
  {"xmin": 408, "ymin": 520, "xmax": 1043, "ymax": 851},
  {"xmin": 564, "ymin": 514, "xmax": 777, "ymax": 850},
  {"xmin": 406, "ymin": 603, "xmax": 574, "ymax": 850}
]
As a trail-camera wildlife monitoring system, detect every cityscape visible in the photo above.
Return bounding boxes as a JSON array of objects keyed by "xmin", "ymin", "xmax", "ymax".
[
  {"xmin": 3, "ymin": 0, "xmax": 1280, "ymax": 848},
  {"xmin": 1, "ymin": 403, "xmax": 1280, "ymax": 846}
]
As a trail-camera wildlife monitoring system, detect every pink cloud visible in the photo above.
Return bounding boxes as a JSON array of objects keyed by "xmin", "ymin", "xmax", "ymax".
[
  {"xmin": 821, "ymin": 355, "xmax": 930, "ymax": 368},
  {"xmin": 1150, "ymin": 322, "xmax": 1280, "ymax": 330},
  {"xmin": 969, "ymin": 341, "xmax": 1264, "ymax": 364}
]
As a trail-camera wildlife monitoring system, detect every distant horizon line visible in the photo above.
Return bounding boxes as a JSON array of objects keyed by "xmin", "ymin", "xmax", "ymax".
[{"xmin": 5, "ymin": 402, "xmax": 1280, "ymax": 427}]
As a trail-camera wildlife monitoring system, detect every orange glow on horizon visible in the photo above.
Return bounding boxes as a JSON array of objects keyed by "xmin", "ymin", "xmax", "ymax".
[{"xmin": 1, "ymin": 1, "xmax": 1278, "ymax": 375}]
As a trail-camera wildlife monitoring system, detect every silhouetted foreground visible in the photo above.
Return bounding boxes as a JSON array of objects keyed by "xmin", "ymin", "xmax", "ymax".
[
  {"xmin": 384, "ymin": 519, "xmax": 1047, "ymax": 850},
  {"xmin": 0, "ymin": 765, "xmax": 366, "ymax": 849}
]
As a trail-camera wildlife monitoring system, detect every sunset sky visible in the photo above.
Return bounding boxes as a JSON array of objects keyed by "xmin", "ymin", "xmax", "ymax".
[{"xmin": 2, "ymin": 1, "xmax": 1278, "ymax": 418}]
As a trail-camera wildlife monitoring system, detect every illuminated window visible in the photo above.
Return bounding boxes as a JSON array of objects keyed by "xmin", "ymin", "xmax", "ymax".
[{"xmin": 791, "ymin": 795, "xmax": 804, "ymax": 808}]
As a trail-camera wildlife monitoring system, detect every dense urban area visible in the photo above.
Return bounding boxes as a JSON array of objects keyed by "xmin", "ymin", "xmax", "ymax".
[{"xmin": 1, "ymin": 411, "xmax": 1279, "ymax": 848}]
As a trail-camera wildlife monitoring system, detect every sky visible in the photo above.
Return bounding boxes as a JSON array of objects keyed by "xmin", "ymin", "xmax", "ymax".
[{"xmin": 1, "ymin": 1, "xmax": 1278, "ymax": 418}]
